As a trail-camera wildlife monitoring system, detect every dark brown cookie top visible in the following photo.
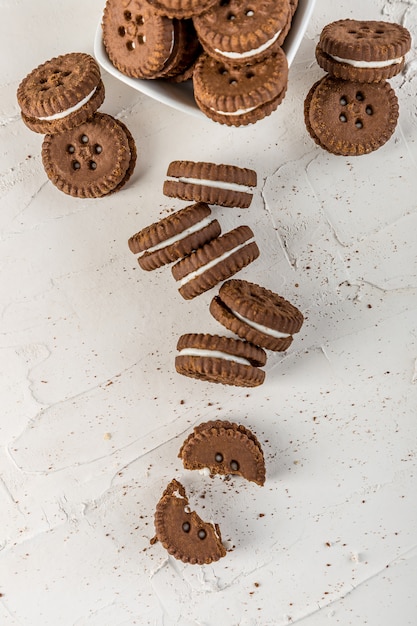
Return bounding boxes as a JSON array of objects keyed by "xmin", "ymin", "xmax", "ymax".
[
  {"xmin": 305, "ymin": 75, "xmax": 399, "ymax": 156},
  {"xmin": 193, "ymin": 50, "xmax": 288, "ymax": 116},
  {"xmin": 179, "ymin": 420, "xmax": 266, "ymax": 485},
  {"xmin": 218, "ymin": 280, "xmax": 304, "ymax": 335},
  {"xmin": 318, "ymin": 19, "xmax": 411, "ymax": 63},
  {"xmin": 175, "ymin": 333, "xmax": 266, "ymax": 387},
  {"xmin": 210, "ymin": 279, "xmax": 304, "ymax": 351},
  {"xmin": 17, "ymin": 53, "xmax": 103, "ymax": 133},
  {"xmin": 128, "ymin": 203, "xmax": 221, "ymax": 271},
  {"xmin": 163, "ymin": 161, "xmax": 257, "ymax": 207},
  {"xmin": 154, "ymin": 479, "xmax": 226, "ymax": 564},
  {"xmin": 193, "ymin": 0, "xmax": 290, "ymax": 61},
  {"xmin": 145, "ymin": 0, "xmax": 218, "ymax": 19},
  {"xmin": 316, "ymin": 20, "xmax": 411, "ymax": 82},
  {"xmin": 102, "ymin": 0, "xmax": 176, "ymax": 78},
  {"xmin": 41, "ymin": 112, "xmax": 136, "ymax": 198}
]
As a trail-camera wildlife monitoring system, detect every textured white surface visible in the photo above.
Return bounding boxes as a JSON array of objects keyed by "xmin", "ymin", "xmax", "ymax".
[{"xmin": 1, "ymin": 1, "xmax": 417, "ymax": 625}]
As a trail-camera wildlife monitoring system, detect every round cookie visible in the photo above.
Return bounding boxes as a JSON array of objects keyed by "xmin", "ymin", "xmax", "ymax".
[
  {"xmin": 210, "ymin": 279, "xmax": 304, "ymax": 351},
  {"xmin": 304, "ymin": 75, "xmax": 399, "ymax": 156},
  {"xmin": 102, "ymin": 0, "xmax": 200, "ymax": 79},
  {"xmin": 316, "ymin": 19, "xmax": 412, "ymax": 83},
  {"xmin": 175, "ymin": 333, "xmax": 267, "ymax": 387},
  {"xmin": 16, "ymin": 52, "xmax": 104, "ymax": 134},
  {"xmin": 153, "ymin": 479, "xmax": 226, "ymax": 564},
  {"xmin": 163, "ymin": 160, "xmax": 257, "ymax": 208},
  {"xmin": 41, "ymin": 112, "xmax": 137, "ymax": 198},
  {"xmin": 193, "ymin": 50, "xmax": 288, "ymax": 126},
  {"xmin": 193, "ymin": 0, "xmax": 291, "ymax": 66},
  {"xmin": 171, "ymin": 225, "xmax": 259, "ymax": 300},
  {"xmin": 128, "ymin": 202, "xmax": 221, "ymax": 271},
  {"xmin": 179, "ymin": 420, "xmax": 266, "ymax": 485},
  {"xmin": 145, "ymin": 0, "xmax": 218, "ymax": 19}
]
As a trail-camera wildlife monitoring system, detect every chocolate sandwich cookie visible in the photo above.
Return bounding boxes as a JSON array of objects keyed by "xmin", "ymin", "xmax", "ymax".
[
  {"xmin": 193, "ymin": 0, "xmax": 291, "ymax": 66},
  {"xmin": 179, "ymin": 420, "xmax": 266, "ymax": 485},
  {"xmin": 128, "ymin": 202, "xmax": 221, "ymax": 271},
  {"xmin": 16, "ymin": 53, "xmax": 104, "ymax": 135},
  {"xmin": 193, "ymin": 50, "xmax": 288, "ymax": 126},
  {"xmin": 210, "ymin": 279, "xmax": 304, "ymax": 351},
  {"xmin": 163, "ymin": 160, "xmax": 257, "ymax": 208},
  {"xmin": 171, "ymin": 225, "xmax": 259, "ymax": 300},
  {"xmin": 102, "ymin": 0, "xmax": 200, "ymax": 80},
  {"xmin": 153, "ymin": 479, "xmax": 226, "ymax": 564},
  {"xmin": 145, "ymin": 0, "xmax": 218, "ymax": 19},
  {"xmin": 41, "ymin": 112, "xmax": 137, "ymax": 197},
  {"xmin": 316, "ymin": 19, "xmax": 412, "ymax": 83},
  {"xmin": 304, "ymin": 75, "xmax": 399, "ymax": 156},
  {"xmin": 175, "ymin": 333, "xmax": 267, "ymax": 387}
]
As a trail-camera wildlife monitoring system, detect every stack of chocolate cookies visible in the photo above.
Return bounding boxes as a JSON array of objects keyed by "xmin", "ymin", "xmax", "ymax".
[
  {"xmin": 101, "ymin": 0, "xmax": 297, "ymax": 125},
  {"xmin": 16, "ymin": 52, "xmax": 136, "ymax": 197},
  {"xmin": 304, "ymin": 19, "xmax": 412, "ymax": 156},
  {"xmin": 128, "ymin": 159, "xmax": 304, "ymax": 388}
]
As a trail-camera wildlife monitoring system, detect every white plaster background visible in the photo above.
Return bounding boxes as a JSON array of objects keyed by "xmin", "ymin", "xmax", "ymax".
[{"xmin": 0, "ymin": 0, "xmax": 416, "ymax": 624}]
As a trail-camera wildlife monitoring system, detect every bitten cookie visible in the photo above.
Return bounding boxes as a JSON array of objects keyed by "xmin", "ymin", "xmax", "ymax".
[
  {"xmin": 316, "ymin": 19, "xmax": 412, "ymax": 83},
  {"xmin": 193, "ymin": 0, "xmax": 291, "ymax": 66},
  {"xmin": 210, "ymin": 279, "xmax": 304, "ymax": 351},
  {"xmin": 102, "ymin": 0, "xmax": 200, "ymax": 80},
  {"xmin": 193, "ymin": 49, "xmax": 288, "ymax": 126},
  {"xmin": 153, "ymin": 479, "xmax": 226, "ymax": 564},
  {"xmin": 171, "ymin": 225, "xmax": 259, "ymax": 300},
  {"xmin": 175, "ymin": 333, "xmax": 267, "ymax": 387},
  {"xmin": 304, "ymin": 75, "xmax": 399, "ymax": 156},
  {"xmin": 41, "ymin": 112, "xmax": 137, "ymax": 197},
  {"xmin": 128, "ymin": 202, "xmax": 221, "ymax": 270},
  {"xmin": 163, "ymin": 160, "xmax": 257, "ymax": 208},
  {"xmin": 179, "ymin": 420, "xmax": 266, "ymax": 485},
  {"xmin": 16, "ymin": 52, "xmax": 105, "ymax": 134}
]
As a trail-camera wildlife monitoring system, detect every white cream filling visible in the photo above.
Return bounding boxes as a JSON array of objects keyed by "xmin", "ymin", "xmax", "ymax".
[
  {"xmin": 330, "ymin": 54, "xmax": 403, "ymax": 69},
  {"xmin": 144, "ymin": 216, "xmax": 215, "ymax": 254},
  {"xmin": 211, "ymin": 105, "xmax": 258, "ymax": 116},
  {"xmin": 37, "ymin": 86, "xmax": 97, "ymax": 121},
  {"xmin": 179, "ymin": 238, "xmax": 254, "ymax": 287},
  {"xmin": 177, "ymin": 347, "xmax": 251, "ymax": 367},
  {"xmin": 215, "ymin": 29, "xmax": 282, "ymax": 60},
  {"xmin": 230, "ymin": 308, "xmax": 291, "ymax": 339},
  {"xmin": 166, "ymin": 176, "xmax": 254, "ymax": 194}
]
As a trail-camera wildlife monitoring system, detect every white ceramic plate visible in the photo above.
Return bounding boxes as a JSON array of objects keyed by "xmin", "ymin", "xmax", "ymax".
[{"xmin": 94, "ymin": 0, "xmax": 316, "ymax": 118}]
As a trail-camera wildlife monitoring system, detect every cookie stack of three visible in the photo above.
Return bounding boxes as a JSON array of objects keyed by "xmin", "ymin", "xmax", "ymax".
[
  {"xmin": 304, "ymin": 19, "xmax": 412, "ymax": 156},
  {"xmin": 129, "ymin": 159, "xmax": 304, "ymax": 388},
  {"xmin": 16, "ymin": 52, "xmax": 136, "ymax": 197}
]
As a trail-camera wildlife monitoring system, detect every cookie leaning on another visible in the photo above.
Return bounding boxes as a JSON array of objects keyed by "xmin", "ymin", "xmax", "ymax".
[{"xmin": 17, "ymin": 53, "xmax": 105, "ymax": 134}]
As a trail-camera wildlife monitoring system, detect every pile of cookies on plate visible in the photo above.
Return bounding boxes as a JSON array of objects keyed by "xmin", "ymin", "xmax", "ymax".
[
  {"xmin": 128, "ymin": 159, "xmax": 304, "ymax": 388},
  {"xmin": 16, "ymin": 52, "xmax": 136, "ymax": 197},
  {"xmin": 101, "ymin": 0, "xmax": 298, "ymax": 125},
  {"xmin": 304, "ymin": 19, "xmax": 412, "ymax": 156}
]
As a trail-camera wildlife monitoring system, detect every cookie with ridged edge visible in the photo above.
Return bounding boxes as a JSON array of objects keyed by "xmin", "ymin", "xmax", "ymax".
[
  {"xmin": 316, "ymin": 19, "xmax": 411, "ymax": 83},
  {"xmin": 193, "ymin": 0, "xmax": 291, "ymax": 66},
  {"xmin": 164, "ymin": 160, "xmax": 257, "ymax": 208},
  {"xmin": 145, "ymin": 0, "xmax": 218, "ymax": 20},
  {"xmin": 41, "ymin": 112, "xmax": 136, "ymax": 198},
  {"xmin": 210, "ymin": 279, "xmax": 304, "ymax": 351},
  {"xmin": 179, "ymin": 420, "xmax": 266, "ymax": 485},
  {"xmin": 102, "ymin": 0, "xmax": 195, "ymax": 79},
  {"xmin": 304, "ymin": 75, "xmax": 399, "ymax": 156},
  {"xmin": 153, "ymin": 479, "xmax": 226, "ymax": 564},
  {"xmin": 171, "ymin": 225, "xmax": 259, "ymax": 300},
  {"xmin": 193, "ymin": 50, "xmax": 288, "ymax": 127},
  {"xmin": 175, "ymin": 333, "xmax": 266, "ymax": 387},
  {"xmin": 16, "ymin": 53, "xmax": 104, "ymax": 135},
  {"xmin": 128, "ymin": 202, "xmax": 221, "ymax": 271}
]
